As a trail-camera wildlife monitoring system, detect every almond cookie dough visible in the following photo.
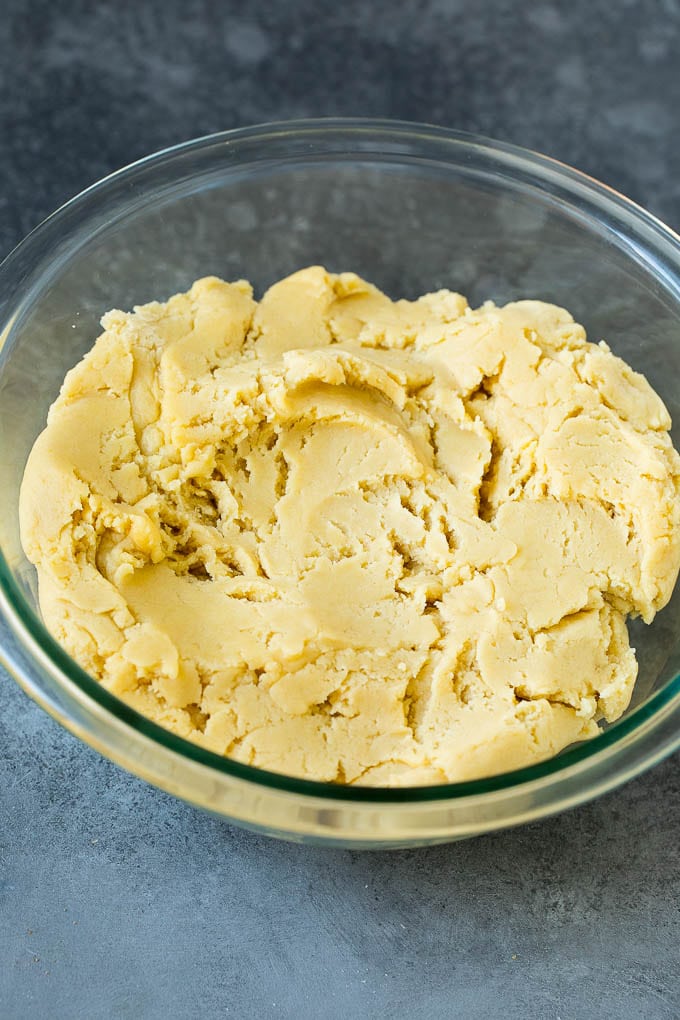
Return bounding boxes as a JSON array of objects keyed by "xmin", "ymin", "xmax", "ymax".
[{"xmin": 19, "ymin": 267, "xmax": 680, "ymax": 785}]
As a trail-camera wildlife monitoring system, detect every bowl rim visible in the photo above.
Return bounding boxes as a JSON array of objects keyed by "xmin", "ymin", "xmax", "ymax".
[{"xmin": 2, "ymin": 115, "xmax": 680, "ymax": 807}]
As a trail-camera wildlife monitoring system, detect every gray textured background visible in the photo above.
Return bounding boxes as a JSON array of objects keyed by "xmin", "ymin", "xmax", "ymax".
[{"xmin": 1, "ymin": 1, "xmax": 680, "ymax": 1017}]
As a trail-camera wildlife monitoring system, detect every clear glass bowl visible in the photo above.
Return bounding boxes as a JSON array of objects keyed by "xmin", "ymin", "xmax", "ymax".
[{"xmin": 2, "ymin": 119, "xmax": 680, "ymax": 848}]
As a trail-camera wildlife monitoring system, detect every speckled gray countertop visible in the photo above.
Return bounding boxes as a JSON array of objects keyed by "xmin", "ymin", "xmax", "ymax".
[{"xmin": 1, "ymin": 2, "xmax": 680, "ymax": 1017}]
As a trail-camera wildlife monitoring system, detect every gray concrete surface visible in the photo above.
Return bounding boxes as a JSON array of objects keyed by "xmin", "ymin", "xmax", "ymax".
[{"xmin": 1, "ymin": 1, "xmax": 680, "ymax": 1016}]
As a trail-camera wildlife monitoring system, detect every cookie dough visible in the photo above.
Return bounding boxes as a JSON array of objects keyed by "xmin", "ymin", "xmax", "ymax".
[{"xmin": 19, "ymin": 267, "xmax": 680, "ymax": 785}]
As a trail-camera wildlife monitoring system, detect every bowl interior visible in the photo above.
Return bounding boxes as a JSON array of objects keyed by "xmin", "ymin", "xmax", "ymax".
[{"xmin": 2, "ymin": 123, "xmax": 680, "ymax": 777}]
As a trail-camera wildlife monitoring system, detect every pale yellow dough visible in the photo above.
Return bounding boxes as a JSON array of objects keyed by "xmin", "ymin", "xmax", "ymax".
[{"xmin": 20, "ymin": 267, "xmax": 680, "ymax": 785}]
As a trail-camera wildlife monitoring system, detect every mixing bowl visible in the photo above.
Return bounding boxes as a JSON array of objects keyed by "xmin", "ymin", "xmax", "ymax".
[{"xmin": 2, "ymin": 119, "xmax": 680, "ymax": 848}]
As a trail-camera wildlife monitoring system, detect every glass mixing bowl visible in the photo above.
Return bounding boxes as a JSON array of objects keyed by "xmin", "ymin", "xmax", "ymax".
[{"xmin": 2, "ymin": 119, "xmax": 680, "ymax": 848}]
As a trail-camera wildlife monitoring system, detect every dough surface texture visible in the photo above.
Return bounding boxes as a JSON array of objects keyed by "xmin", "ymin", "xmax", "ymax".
[{"xmin": 20, "ymin": 267, "xmax": 680, "ymax": 785}]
